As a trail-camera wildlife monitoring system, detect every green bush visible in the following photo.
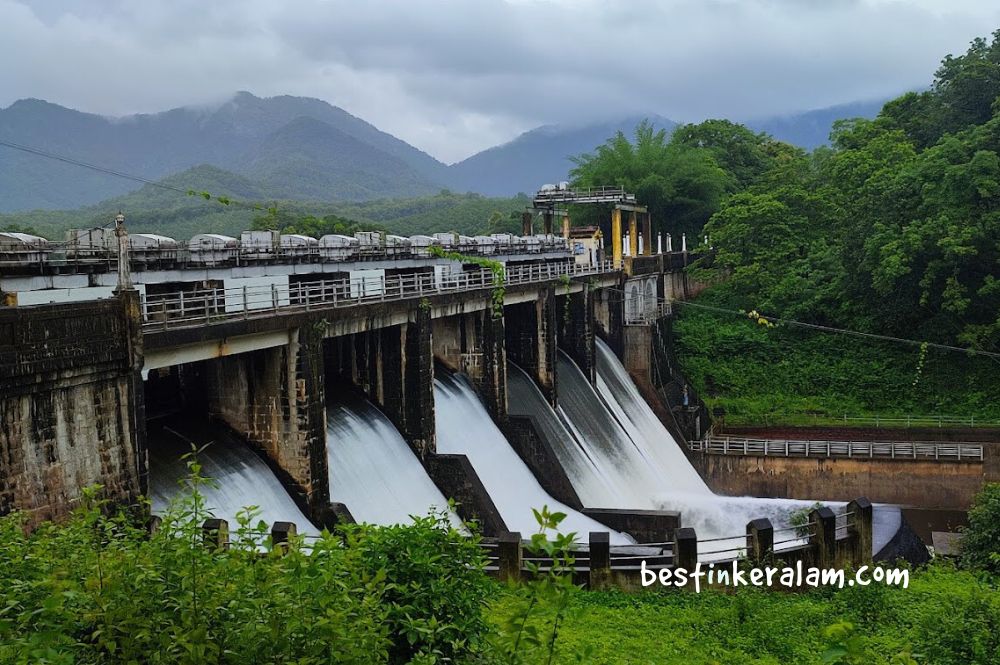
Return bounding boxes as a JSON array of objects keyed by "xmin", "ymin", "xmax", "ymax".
[
  {"xmin": 960, "ymin": 482, "xmax": 1000, "ymax": 574},
  {"xmin": 0, "ymin": 469, "xmax": 490, "ymax": 664},
  {"xmin": 343, "ymin": 511, "xmax": 491, "ymax": 663}
]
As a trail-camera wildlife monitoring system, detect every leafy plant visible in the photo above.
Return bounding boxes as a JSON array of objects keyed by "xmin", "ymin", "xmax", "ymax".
[
  {"xmin": 491, "ymin": 506, "xmax": 591, "ymax": 665},
  {"xmin": 429, "ymin": 244, "xmax": 506, "ymax": 318},
  {"xmin": 960, "ymin": 482, "xmax": 1000, "ymax": 574}
]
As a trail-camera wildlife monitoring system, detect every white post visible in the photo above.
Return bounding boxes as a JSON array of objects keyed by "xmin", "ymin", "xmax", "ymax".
[
  {"xmin": 666, "ymin": 233, "xmax": 673, "ymax": 252},
  {"xmin": 638, "ymin": 235, "xmax": 644, "ymax": 255},
  {"xmin": 624, "ymin": 233, "xmax": 631, "ymax": 257},
  {"xmin": 657, "ymin": 232, "xmax": 662, "ymax": 254},
  {"xmin": 681, "ymin": 233, "xmax": 687, "ymax": 252}
]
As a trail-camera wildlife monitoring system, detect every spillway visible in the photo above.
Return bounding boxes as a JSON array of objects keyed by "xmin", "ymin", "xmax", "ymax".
[
  {"xmin": 434, "ymin": 371, "xmax": 633, "ymax": 544},
  {"xmin": 148, "ymin": 421, "xmax": 317, "ymax": 535},
  {"xmin": 508, "ymin": 360, "xmax": 648, "ymax": 508},
  {"xmin": 326, "ymin": 396, "xmax": 460, "ymax": 527}
]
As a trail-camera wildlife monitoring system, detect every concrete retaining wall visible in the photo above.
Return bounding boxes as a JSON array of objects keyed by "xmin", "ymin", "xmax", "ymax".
[
  {"xmin": 0, "ymin": 294, "xmax": 145, "ymax": 525},
  {"xmin": 693, "ymin": 451, "xmax": 988, "ymax": 509}
]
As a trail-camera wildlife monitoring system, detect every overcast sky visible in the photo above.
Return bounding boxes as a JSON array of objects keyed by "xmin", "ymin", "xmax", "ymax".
[{"xmin": 1, "ymin": 0, "xmax": 998, "ymax": 163}]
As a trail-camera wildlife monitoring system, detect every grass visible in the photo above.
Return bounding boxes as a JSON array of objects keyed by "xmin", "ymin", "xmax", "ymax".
[{"xmin": 485, "ymin": 564, "xmax": 1000, "ymax": 664}]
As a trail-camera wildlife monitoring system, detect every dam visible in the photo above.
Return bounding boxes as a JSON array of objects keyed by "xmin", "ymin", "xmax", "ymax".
[{"xmin": 2, "ymin": 191, "xmax": 983, "ymax": 572}]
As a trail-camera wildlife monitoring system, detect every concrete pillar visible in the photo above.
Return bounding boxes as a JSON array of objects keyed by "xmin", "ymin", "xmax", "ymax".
[
  {"xmin": 628, "ymin": 211, "xmax": 639, "ymax": 258},
  {"xmin": 666, "ymin": 233, "xmax": 673, "ymax": 252},
  {"xmin": 479, "ymin": 311, "xmax": 508, "ymax": 420},
  {"xmin": 205, "ymin": 324, "xmax": 330, "ymax": 520},
  {"xmin": 538, "ymin": 288, "xmax": 558, "ymax": 404},
  {"xmin": 810, "ymin": 506, "xmax": 838, "ymax": 568},
  {"xmin": 747, "ymin": 517, "xmax": 774, "ymax": 562},
  {"xmin": 202, "ymin": 518, "xmax": 229, "ymax": 550},
  {"xmin": 562, "ymin": 282, "xmax": 596, "ymax": 384},
  {"xmin": 498, "ymin": 532, "xmax": 523, "ymax": 583},
  {"xmin": 674, "ymin": 527, "xmax": 698, "ymax": 581},
  {"xmin": 561, "ymin": 213, "xmax": 571, "ymax": 239},
  {"xmin": 271, "ymin": 521, "xmax": 297, "ymax": 552},
  {"xmin": 681, "ymin": 233, "xmax": 687, "ymax": 252},
  {"xmin": 589, "ymin": 531, "xmax": 611, "ymax": 589},
  {"xmin": 847, "ymin": 498, "xmax": 873, "ymax": 565},
  {"xmin": 521, "ymin": 211, "xmax": 533, "ymax": 236},
  {"xmin": 642, "ymin": 212, "xmax": 652, "ymax": 256},
  {"xmin": 611, "ymin": 207, "xmax": 623, "ymax": 269},
  {"xmin": 504, "ymin": 291, "xmax": 556, "ymax": 405},
  {"xmin": 403, "ymin": 307, "xmax": 436, "ymax": 456},
  {"xmin": 543, "ymin": 211, "xmax": 554, "ymax": 235}
]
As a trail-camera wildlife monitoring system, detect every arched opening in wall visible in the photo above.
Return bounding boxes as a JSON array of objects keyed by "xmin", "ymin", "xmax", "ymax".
[
  {"xmin": 142, "ymin": 352, "xmax": 317, "ymax": 532},
  {"xmin": 626, "ymin": 282, "xmax": 641, "ymax": 324}
]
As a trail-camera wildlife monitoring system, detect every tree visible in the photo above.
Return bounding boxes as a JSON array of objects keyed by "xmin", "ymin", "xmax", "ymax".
[
  {"xmin": 671, "ymin": 119, "xmax": 786, "ymax": 188},
  {"xmin": 570, "ymin": 120, "xmax": 734, "ymax": 236}
]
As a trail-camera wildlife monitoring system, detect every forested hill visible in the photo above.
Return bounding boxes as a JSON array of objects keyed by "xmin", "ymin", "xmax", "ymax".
[
  {"xmin": 0, "ymin": 92, "xmax": 446, "ymax": 211},
  {"xmin": 0, "ymin": 165, "xmax": 529, "ymax": 241}
]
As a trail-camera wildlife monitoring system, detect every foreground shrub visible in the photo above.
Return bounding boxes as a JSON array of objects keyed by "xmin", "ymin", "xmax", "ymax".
[
  {"xmin": 344, "ymin": 512, "xmax": 491, "ymax": 663},
  {"xmin": 0, "ymin": 469, "xmax": 489, "ymax": 664},
  {"xmin": 960, "ymin": 482, "xmax": 1000, "ymax": 574}
]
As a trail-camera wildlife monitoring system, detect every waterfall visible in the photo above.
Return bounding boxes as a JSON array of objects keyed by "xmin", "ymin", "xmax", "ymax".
[
  {"xmin": 148, "ymin": 423, "xmax": 318, "ymax": 535},
  {"xmin": 434, "ymin": 371, "xmax": 633, "ymax": 544},
  {"xmin": 327, "ymin": 396, "xmax": 459, "ymax": 527}
]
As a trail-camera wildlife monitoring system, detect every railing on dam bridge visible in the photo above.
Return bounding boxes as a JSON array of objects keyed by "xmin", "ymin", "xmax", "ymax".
[
  {"xmin": 691, "ymin": 435, "xmax": 985, "ymax": 462},
  {"xmin": 141, "ymin": 260, "xmax": 617, "ymax": 331}
]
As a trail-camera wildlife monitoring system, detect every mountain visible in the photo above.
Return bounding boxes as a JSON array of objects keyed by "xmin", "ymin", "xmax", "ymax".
[
  {"xmin": 0, "ymin": 92, "xmax": 447, "ymax": 212},
  {"xmin": 444, "ymin": 115, "xmax": 678, "ymax": 197},
  {"xmin": 746, "ymin": 99, "xmax": 887, "ymax": 150},
  {"xmin": 235, "ymin": 116, "xmax": 439, "ymax": 201}
]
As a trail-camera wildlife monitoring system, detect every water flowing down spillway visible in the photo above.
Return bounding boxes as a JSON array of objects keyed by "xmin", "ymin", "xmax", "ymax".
[
  {"xmin": 434, "ymin": 371, "xmax": 633, "ymax": 544},
  {"xmin": 508, "ymin": 360, "xmax": 652, "ymax": 509},
  {"xmin": 326, "ymin": 396, "xmax": 460, "ymax": 527},
  {"xmin": 148, "ymin": 422, "xmax": 318, "ymax": 535}
]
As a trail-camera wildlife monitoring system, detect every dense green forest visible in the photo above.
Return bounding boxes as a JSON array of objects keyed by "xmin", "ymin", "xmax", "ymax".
[{"xmin": 569, "ymin": 32, "xmax": 1000, "ymax": 422}]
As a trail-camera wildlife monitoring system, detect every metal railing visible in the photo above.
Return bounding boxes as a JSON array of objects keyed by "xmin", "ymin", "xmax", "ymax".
[
  {"xmin": 625, "ymin": 299, "xmax": 672, "ymax": 325},
  {"xmin": 691, "ymin": 435, "xmax": 985, "ymax": 462},
  {"xmin": 141, "ymin": 260, "xmax": 616, "ymax": 332}
]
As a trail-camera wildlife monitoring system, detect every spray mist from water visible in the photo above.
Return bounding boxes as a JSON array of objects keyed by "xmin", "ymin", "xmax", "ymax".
[{"xmin": 434, "ymin": 371, "xmax": 633, "ymax": 545}]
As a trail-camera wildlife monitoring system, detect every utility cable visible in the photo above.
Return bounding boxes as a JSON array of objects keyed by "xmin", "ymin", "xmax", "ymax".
[
  {"xmin": 607, "ymin": 286, "xmax": 1000, "ymax": 359},
  {"xmin": 0, "ymin": 138, "xmax": 266, "ymax": 211}
]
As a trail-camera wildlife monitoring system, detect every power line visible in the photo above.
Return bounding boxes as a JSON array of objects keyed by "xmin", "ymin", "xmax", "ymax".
[
  {"xmin": 609, "ymin": 287, "xmax": 1000, "ymax": 359},
  {"xmin": 668, "ymin": 297, "xmax": 1000, "ymax": 359},
  {"xmin": 0, "ymin": 138, "xmax": 264, "ymax": 211}
]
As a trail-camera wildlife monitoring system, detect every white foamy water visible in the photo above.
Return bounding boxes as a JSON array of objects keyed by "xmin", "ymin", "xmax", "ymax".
[
  {"xmin": 149, "ymin": 424, "xmax": 318, "ymax": 535},
  {"xmin": 434, "ymin": 371, "xmax": 633, "ymax": 545},
  {"xmin": 327, "ymin": 397, "xmax": 460, "ymax": 527}
]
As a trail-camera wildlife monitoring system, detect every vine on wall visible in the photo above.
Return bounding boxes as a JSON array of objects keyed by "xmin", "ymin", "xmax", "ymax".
[{"xmin": 429, "ymin": 245, "xmax": 506, "ymax": 319}]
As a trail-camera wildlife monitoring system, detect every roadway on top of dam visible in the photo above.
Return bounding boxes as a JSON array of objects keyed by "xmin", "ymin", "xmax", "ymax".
[{"xmin": 141, "ymin": 260, "xmax": 620, "ymax": 374}]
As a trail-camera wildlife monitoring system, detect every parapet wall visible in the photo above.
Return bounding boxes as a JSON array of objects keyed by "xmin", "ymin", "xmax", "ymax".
[{"xmin": 0, "ymin": 294, "xmax": 145, "ymax": 524}]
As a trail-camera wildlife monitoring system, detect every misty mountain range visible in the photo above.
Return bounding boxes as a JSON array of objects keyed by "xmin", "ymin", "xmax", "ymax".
[{"xmin": 0, "ymin": 91, "xmax": 884, "ymax": 213}]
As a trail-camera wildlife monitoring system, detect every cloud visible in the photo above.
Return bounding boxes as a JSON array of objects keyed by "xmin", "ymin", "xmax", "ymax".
[{"xmin": 0, "ymin": 0, "xmax": 997, "ymax": 162}]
